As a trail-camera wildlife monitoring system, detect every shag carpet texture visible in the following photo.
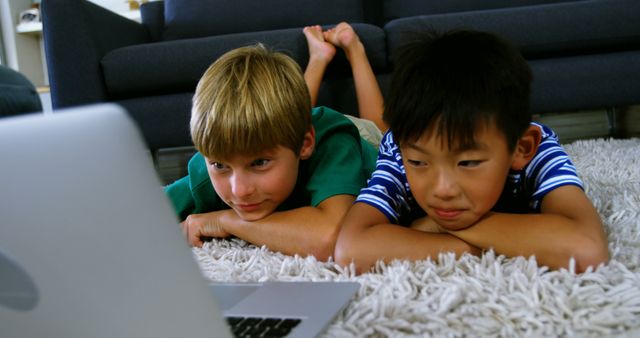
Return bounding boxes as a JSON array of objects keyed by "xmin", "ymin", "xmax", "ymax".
[{"xmin": 194, "ymin": 138, "xmax": 640, "ymax": 337}]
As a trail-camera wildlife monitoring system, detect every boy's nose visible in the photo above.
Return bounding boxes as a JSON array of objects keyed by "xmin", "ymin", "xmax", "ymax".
[
  {"xmin": 230, "ymin": 172, "xmax": 255, "ymax": 198},
  {"xmin": 430, "ymin": 170, "xmax": 459, "ymax": 200}
]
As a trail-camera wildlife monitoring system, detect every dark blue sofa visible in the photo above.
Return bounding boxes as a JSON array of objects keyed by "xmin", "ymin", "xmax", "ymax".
[{"xmin": 42, "ymin": 0, "xmax": 640, "ymax": 152}]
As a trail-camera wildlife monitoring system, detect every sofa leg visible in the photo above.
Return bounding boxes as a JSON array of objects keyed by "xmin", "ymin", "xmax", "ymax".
[{"xmin": 606, "ymin": 107, "xmax": 618, "ymax": 138}]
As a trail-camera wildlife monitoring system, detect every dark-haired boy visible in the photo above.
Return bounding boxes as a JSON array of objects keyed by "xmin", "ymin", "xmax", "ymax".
[{"xmin": 335, "ymin": 30, "xmax": 609, "ymax": 273}]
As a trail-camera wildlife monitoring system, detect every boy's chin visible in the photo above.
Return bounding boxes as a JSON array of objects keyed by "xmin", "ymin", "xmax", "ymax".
[
  {"xmin": 234, "ymin": 209, "xmax": 275, "ymax": 222},
  {"xmin": 237, "ymin": 214, "xmax": 267, "ymax": 222},
  {"xmin": 437, "ymin": 220, "xmax": 475, "ymax": 232}
]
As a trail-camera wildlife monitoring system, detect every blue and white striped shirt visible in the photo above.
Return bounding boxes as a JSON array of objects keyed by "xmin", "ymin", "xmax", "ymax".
[{"xmin": 356, "ymin": 123, "xmax": 583, "ymax": 224}]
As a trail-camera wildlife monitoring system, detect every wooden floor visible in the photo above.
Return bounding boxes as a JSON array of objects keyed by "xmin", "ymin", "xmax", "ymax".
[
  {"xmin": 533, "ymin": 105, "xmax": 640, "ymax": 144},
  {"xmin": 154, "ymin": 105, "xmax": 640, "ymax": 185},
  {"xmin": 155, "ymin": 146, "xmax": 198, "ymax": 185}
]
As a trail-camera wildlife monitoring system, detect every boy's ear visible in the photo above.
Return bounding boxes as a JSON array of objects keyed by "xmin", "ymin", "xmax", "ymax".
[
  {"xmin": 299, "ymin": 126, "xmax": 316, "ymax": 160},
  {"xmin": 511, "ymin": 125, "xmax": 542, "ymax": 170}
]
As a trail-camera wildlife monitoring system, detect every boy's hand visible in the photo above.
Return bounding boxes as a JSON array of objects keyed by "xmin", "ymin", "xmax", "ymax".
[
  {"xmin": 180, "ymin": 211, "xmax": 232, "ymax": 247},
  {"xmin": 410, "ymin": 216, "xmax": 446, "ymax": 233}
]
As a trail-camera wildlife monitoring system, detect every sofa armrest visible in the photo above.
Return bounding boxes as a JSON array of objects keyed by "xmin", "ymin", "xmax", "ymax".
[
  {"xmin": 0, "ymin": 65, "xmax": 43, "ymax": 117},
  {"xmin": 42, "ymin": 0, "xmax": 150, "ymax": 109},
  {"xmin": 140, "ymin": 1, "xmax": 164, "ymax": 42}
]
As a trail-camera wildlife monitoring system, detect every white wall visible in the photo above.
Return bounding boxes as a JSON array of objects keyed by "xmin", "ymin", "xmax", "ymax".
[
  {"xmin": 88, "ymin": 0, "xmax": 159, "ymax": 13},
  {"xmin": 0, "ymin": 0, "xmax": 45, "ymax": 86},
  {"xmin": 88, "ymin": 0, "xmax": 133, "ymax": 13}
]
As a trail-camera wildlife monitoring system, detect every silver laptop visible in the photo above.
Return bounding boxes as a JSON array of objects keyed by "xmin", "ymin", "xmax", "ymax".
[{"xmin": 0, "ymin": 104, "xmax": 359, "ymax": 338}]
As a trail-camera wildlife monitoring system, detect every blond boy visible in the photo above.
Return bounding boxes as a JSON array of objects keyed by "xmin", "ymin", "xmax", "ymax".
[{"xmin": 165, "ymin": 44, "xmax": 378, "ymax": 260}]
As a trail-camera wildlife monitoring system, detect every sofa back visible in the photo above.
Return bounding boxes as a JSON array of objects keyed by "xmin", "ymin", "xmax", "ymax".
[
  {"xmin": 382, "ymin": 0, "xmax": 585, "ymax": 23},
  {"xmin": 384, "ymin": 0, "xmax": 640, "ymax": 60},
  {"xmin": 155, "ymin": 0, "xmax": 372, "ymax": 41},
  {"xmin": 142, "ymin": 0, "xmax": 592, "ymax": 41}
]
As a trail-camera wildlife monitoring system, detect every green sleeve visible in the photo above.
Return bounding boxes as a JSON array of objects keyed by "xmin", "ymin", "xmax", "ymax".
[
  {"xmin": 306, "ymin": 128, "xmax": 369, "ymax": 207},
  {"xmin": 164, "ymin": 175, "xmax": 196, "ymax": 221}
]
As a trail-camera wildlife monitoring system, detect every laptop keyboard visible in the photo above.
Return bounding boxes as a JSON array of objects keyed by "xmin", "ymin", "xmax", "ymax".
[{"xmin": 226, "ymin": 316, "xmax": 302, "ymax": 338}]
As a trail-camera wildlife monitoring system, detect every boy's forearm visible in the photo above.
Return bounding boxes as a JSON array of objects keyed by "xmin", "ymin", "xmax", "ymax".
[
  {"xmin": 220, "ymin": 196, "xmax": 354, "ymax": 261},
  {"xmin": 445, "ymin": 211, "xmax": 608, "ymax": 271},
  {"xmin": 335, "ymin": 203, "xmax": 479, "ymax": 274},
  {"xmin": 446, "ymin": 186, "xmax": 609, "ymax": 272},
  {"xmin": 221, "ymin": 207, "xmax": 338, "ymax": 260},
  {"xmin": 338, "ymin": 224, "xmax": 479, "ymax": 274}
]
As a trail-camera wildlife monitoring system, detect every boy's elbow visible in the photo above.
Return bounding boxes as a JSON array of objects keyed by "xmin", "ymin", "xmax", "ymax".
[
  {"xmin": 334, "ymin": 238, "xmax": 371, "ymax": 274},
  {"xmin": 310, "ymin": 243, "xmax": 334, "ymax": 262},
  {"xmin": 334, "ymin": 241, "xmax": 353, "ymax": 267},
  {"xmin": 308, "ymin": 229, "xmax": 339, "ymax": 262},
  {"xmin": 573, "ymin": 242, "xmax": 609, "ymax": 273},
  {"xmin": 569, "ymin": 235, "xmax": 609, "ymax": 273},
  {"xmin": 334, "ymin": 226, "xmax": 360, "ymax": 267}
]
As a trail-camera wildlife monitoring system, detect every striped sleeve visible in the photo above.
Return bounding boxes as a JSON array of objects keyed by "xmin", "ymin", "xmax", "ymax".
[
  {"xmin": 527, "ymin": 123, "xmax": 584, "ymax": 210},
  {"xmin": 355, "ymin": 131, "xmax": 411, "ymax": 224}
]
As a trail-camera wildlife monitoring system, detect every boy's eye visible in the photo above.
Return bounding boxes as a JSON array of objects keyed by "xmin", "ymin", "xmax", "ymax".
[
  {"xmin": 406, "ymin": 159, "xmax": 427, "ymax": 167},
  {"xmin": 251, "ymin": 159, "xmax": 270, "ymax": 167},
  {"xmin": 458, "ymin": 160, "xmax": 482, "ymax": 167},
  {"xmin": 210, "ymin": 162, "xmax": 227, "ymax": 170}
]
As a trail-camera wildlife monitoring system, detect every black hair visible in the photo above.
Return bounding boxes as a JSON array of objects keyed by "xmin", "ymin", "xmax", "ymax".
[{"xmin": 384, "ymin": 29, "xmax": 532, "ymax": 152}]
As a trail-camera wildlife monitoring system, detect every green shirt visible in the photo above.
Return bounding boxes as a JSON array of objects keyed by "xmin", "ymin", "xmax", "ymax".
[{"xmin": 165, "ymin": 106, "xmax": 378, "ymax": 221}]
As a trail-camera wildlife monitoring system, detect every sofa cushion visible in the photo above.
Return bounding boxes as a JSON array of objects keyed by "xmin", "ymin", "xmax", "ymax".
[
  {"xmin": 163, "ymin": 0, "xmax": 366, "ymax": 40},
  {"xmin": 101, "ymin": 24, "xmax": 387, "ymax": 98},
  {"xmin": 384, "ymin": 0, "xmax": 640, "ymax": 59},
  {"xmin": 116, "ymin": 92, "xmax": 195, "ymax": 150},
  {"xmin": 382, "ymin": 0, "xmax": 583, "ymax": 22}
]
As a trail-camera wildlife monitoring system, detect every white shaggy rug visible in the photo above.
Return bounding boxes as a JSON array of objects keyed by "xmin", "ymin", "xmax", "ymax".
[{"xmin": 193, "ymin": 138, "xmax": 640, "ymax": 337}]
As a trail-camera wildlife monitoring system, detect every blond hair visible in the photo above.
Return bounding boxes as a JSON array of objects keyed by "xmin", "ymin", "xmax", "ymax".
[{"xmin": 190, "ymin": 44, "xmax": 312, "ymax": 160}]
